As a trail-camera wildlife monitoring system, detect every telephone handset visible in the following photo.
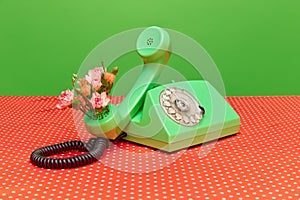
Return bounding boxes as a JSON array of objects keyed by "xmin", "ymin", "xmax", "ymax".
[
  {"xmin": 30, "ymin": 26, "xmax": 240, "ymax": 169},
  {"xmin": 84, "ymin": 26, "xmax": 240, "ymax": 152},
  {"xmin": 83, "ymin": 26, "xmax": 172, "ymax": 138},
  {"xmin": 117, "ymin": 26, "xmax": 171, "ymax": 129}
]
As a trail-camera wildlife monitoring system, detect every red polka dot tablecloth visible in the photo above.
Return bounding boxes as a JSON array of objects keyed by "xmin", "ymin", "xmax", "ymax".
[{"xmin": 0, "ymin": 96, "xmax": 299, "ymax": 199}]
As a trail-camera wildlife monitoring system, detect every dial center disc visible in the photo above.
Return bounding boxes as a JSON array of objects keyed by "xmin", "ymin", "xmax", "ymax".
[{"xmin": 175, "ymin": 99, "xmax": 190, "ymax": 112}]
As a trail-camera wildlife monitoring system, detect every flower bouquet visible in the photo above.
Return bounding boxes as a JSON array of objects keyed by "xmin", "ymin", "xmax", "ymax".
[{"xmin": 57, "ymin": 62, "xmax": 119, "ymax": 126}]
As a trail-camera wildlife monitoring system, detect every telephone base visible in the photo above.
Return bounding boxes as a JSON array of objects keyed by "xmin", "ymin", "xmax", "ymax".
[
  {"xmin": 84, "ymin": 80, "xmax": 240, "ymax": 152},
  {"xmin": 123, "ymin": 80, "xmax": 240, "ymax": 152},
  {"xmin": 124, "ymin": 125, "xmax": 239, "ymax": 152}
]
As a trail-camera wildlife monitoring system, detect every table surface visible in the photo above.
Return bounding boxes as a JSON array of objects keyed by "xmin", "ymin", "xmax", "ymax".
[{"xmin": 0, "ymin": 96, "xmax": 299, "ymax": 199}]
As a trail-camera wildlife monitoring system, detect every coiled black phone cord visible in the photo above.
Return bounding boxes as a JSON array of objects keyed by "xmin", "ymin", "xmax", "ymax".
[{"xmin": 30, "ymin": 133, "xmax": 127, "ymax": 169}]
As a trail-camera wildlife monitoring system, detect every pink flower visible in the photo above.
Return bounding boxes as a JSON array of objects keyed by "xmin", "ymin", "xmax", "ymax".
[
  {"xmin": 77, "ymin": 78, "xmax": 91, "ymax": 96},
  {"xmin": 91, "ymin": 79, "xmax": 102, "ymax": 91},
  {"xmin": 85, "ymin": 67, "xmax": 104, "ymax": 84},
  {"xmin": 56, "ymin": 89, "xmax": 74, "ymax": 109},
  {"xmin": 104, "ymin": 72, "xmax": 116, "ymax": 84},
  {"xmin": 84, "ymin": 66, "xmax": 105, "ymax": 91},
  {"xmin": 100, "ymin": 92, "xmax": 110, "ymax": 107},
  {"xmin": 90, "ymin": 92, "xmax": 110, "ymax": 109}
]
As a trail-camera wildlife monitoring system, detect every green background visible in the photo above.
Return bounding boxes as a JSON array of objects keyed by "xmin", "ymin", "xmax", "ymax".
[{"xmin": 0, "ymin": 0, "xmax": 299, "ymax": 96}]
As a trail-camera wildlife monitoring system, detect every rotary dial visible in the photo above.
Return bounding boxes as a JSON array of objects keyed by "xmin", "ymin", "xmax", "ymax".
[{"xmin": 159, "ymin": 87, "xmax": 205, "ymax": 126}]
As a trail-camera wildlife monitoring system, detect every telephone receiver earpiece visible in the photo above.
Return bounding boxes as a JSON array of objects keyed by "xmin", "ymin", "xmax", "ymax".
[
  {"xmin": 116, "ymin": 26, "xmax": 171, "ymax": 129},
  {"xmin": 136, "ymin": 26, "xmax": 171, "ymax": 64}
]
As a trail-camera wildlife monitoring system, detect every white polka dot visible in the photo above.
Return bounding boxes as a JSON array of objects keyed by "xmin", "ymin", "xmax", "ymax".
[{"xmin": 0, "ymin": 96, "xmax": 299, "ymax": 199}]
